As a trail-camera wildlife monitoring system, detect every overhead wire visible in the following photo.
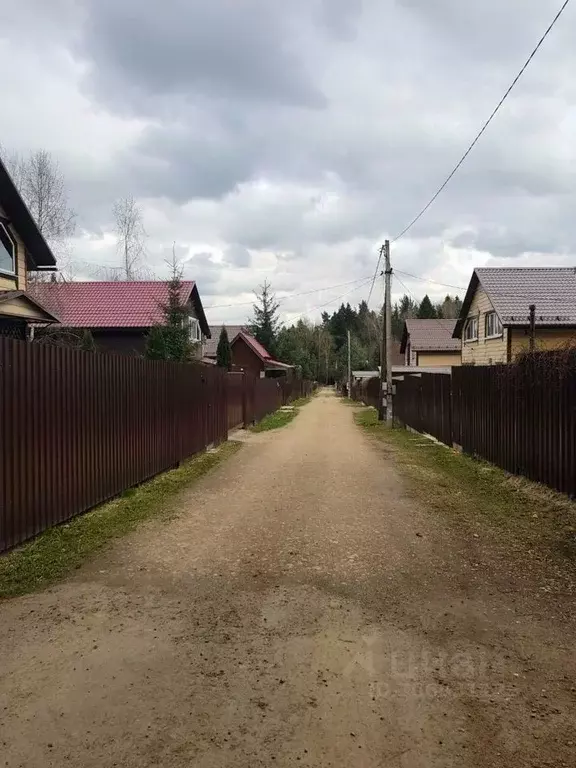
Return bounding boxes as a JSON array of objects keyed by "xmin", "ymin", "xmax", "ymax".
[
  {"xmin": 390, "ymin": 0, "xmax": 573, "ymax": 244},
  {"xmin": 281, "ymin": 276, "xmax": 374, "ymax": 325},
  {"xmin": 204, "ymin": 274, "xmax": 373, "ymax": 310}
]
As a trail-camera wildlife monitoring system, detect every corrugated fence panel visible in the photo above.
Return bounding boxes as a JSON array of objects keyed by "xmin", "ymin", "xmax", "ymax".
[
  {"xmin": 396, "ymin": 364, "xmax": 576, "ymax": 498},
  {"xmin": 0, "ymin": 338, "xmax": 228, "ymax": 552}
]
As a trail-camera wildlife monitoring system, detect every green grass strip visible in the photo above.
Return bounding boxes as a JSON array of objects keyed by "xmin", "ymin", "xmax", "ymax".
[{"xmin": 0, "ymin": 441, "xmax": 241, "ymax": 599}]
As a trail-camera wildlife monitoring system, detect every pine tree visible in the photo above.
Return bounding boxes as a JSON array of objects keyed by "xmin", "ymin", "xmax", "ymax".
[
  {"xmin": 145, "ymin": 256, "xmax": 197, "ymax": 362},
  {"xmin": 216, "ymin": 326, "xmax": 232, "ymax": 370},
  {"xmin": 417, "ymin": 294, "xmax": 437, "ymax": 319},
  {"xmin": 250, "ymin": 279, "xmax": 280, "ymax": 355}
]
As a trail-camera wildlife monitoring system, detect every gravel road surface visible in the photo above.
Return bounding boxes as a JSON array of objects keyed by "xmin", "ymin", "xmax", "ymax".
[{"xmin": 1, "ymin": 389, "xmax": 575, "ymax": 767}]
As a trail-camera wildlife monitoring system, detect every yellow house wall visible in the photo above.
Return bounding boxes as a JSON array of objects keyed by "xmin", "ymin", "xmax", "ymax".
[
  {"xmin": 461, "ymin": 286, "xmax": 509, "ymax": 365},
  {"xmin": 0, "ymin": 202, "xmax": 27, "ymax": 291},
  {"xmin": 510, "ymin": 328, "xmax": 576, "ymax": 358},
  {"xmin": 0, "ymin": 296, "xmax": 49, "ymax": 320},
  {"xmin": 417, "ymin": 351, "xmax": 462, "ymax": 367}
]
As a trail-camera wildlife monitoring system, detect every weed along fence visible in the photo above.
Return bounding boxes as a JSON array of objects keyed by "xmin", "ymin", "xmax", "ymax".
[
  {"xmin": 0, "ymin": 337, "xmax": 228, "ymax": 552},
  {"xmin": 393, "ymin": 362, "xmax": 576, "ymax": 497}
]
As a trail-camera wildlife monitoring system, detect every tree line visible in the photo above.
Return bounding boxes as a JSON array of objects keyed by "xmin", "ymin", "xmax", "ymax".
[{"xmin": 216, "ymin": 281, "xmax": 462, "ymax": 380}]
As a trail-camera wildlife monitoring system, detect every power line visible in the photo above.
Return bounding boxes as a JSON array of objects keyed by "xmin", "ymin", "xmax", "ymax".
[
  {"xmin": 394, "ymin": 269, "xmax": 467, "ymax": 292},
  {"xmin": 394, "ymin": 274, "xmax": 460, "ymax": 336},
  {"xmin": 391, "ymin": 0, "xmax": 573, "ymax": 244},
  {"xmin": 394, "ymin": 268, "xmax": 576, "ymax": 308},
  {"xmin": 204, "ymin": 274, "xmax": 373, "ymax": 310},
  {"xmin": 281, "ymin": 277, "xmax": 374, "ymax": 325},
  {"xmin": 367, "ymin": 244, "xmax": 384, "ymax": 304}
]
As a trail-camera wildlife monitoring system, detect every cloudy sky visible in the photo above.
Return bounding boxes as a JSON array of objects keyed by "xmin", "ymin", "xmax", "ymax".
[{"xmin": 2, "ymin": 0, "xmax": 575, "ymax": 325}]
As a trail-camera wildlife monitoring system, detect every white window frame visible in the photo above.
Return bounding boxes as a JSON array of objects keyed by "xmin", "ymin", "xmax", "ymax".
[
  {"xmin": 484, "ymin": 311, "xmax": 503, "ymax": 339},
  {"xmin": 0, "ymin": 221, "xmax": 16, "ymax": 276},
  {"xmin": 463, "ymin": 316, "xmax": 478, "ymax": 342},
  {"xmin": 187, "ymin": 316, "xmax": 202, "ymax": 342}
]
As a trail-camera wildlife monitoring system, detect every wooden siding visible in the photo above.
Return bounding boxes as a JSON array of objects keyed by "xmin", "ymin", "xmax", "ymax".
[
  {"xmin": 510, "ymin": 327, "xmax": 576, "ymax": 359},
  {"xmin": 0, "ymin": 295, "xmax": 50, "ymax": 320},
  {"xmin": 417, "ymin": 351, "xmax": 461, "ymax": 367},
  {"xmin": 0, "ymin": 202, "xmax": 27, "ymax": 291},
  {"xmin": 461, "ymin": 286, "xmax": 508, "ymax": 365}
]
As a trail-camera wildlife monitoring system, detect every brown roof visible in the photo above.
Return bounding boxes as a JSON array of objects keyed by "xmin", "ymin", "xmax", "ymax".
[
  {"xmin": 400, "ymin": 319, "xmax": 460, "ymax": 353},
  {"xmin": 205, "ymin": 325, "xmax": 247, "ymax": 358},
  {"xmin": 454, "ymin": 267, "xmax": 576, "ymax": 337}
]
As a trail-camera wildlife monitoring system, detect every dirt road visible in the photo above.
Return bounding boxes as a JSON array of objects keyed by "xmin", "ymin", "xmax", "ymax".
[{"xmin": 1, "ymin": 390, "xmax": 575, "ymax": 767}]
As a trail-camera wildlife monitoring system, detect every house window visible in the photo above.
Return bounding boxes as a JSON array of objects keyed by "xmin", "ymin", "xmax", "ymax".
[
  {"xmin": 187, "ymin": 317, "xmax": 202, "ymax": 342},
  {"xmin": 485, "ymin": 311, "xmax": 502, "ymax": 339},
  {"xmin": 464, "ymin": 317, "xmax": 478, "ymax": 342},
  {"xmin": 0, "ymin": 222, "xmax": 16, "ymax": 275}
]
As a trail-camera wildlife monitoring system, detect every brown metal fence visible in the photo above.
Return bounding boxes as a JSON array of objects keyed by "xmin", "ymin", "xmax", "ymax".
[
  {"xmin": 226, "ymin": 371, "xmax": 245, "ymax": 430},
  {"xmin": 394, "ymin": 373, "xmax": 452, "ymax": 446},
  {"xmin": 225, "ymin": 372, "xmax": 316, "ymax": 429},
  {"xmin": 394, "ymin": 363, "xmax": 576, "ymax": 497},
  {"xmin": 351, "ymin": 376, "xmax": 380, "ymax": 410},
  {"xmin": 0, "ymin": 337, "xmax": 227, "ymax": 552}
]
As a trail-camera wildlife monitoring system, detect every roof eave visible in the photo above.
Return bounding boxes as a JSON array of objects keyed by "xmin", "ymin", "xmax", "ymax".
[
  {"xmin": 453, "ymin": 271, "xmax": 480, "ymax": 338},
  {"xmin": 0, "ymin": 158, "xmax": 57, "ymax": 269}
]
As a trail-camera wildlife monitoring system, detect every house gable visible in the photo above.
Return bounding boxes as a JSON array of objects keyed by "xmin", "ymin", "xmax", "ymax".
[
  {"xmin": 0, "ymin": 290, "xmax": 59, "ymax": 323},
  {"xmin": 459, "ymin": 283, "xmax": 508, "ymax": 365}
]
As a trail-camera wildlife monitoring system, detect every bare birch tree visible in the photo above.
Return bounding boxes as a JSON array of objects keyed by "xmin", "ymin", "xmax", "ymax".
[
  {"xmin": 113, "ymin": 195, "xmax": 147, "ymax": 280},
  {"xmin": 0, "ymin": 146, "xmax": 76, "ymax": 279}
]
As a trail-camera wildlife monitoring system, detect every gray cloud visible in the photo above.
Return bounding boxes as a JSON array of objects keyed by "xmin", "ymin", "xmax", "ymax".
[{"xmin": 2, "ymin": 0, "xmax": 576, "ymax": 322}]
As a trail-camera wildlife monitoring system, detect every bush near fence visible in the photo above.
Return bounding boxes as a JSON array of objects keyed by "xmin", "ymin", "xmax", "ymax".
[{"xmin": 393, "ymin": 361, "xmax": 576, "ymax": 497}]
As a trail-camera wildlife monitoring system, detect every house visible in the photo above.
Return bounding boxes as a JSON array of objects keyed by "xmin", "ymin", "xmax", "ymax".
[
  {"xmin": 231, "ymin": 331, "xmax": 293, "ymax": 378},
  {"xmin": 33, "ymin": 281, "xmax": 210, "ymax": 357},
  {"xmin": 0, "ymin": 157, "xmax": 60, "ymax": 338},
  {"xmin": 453, "ymin": 268, "xmax": 576, "ymax": 365},
  {"xmin": 400, "ymin": 319, "xmax": 461, "ymax": 367},
  {"xmin": 204, "ymin": 325, "xmax": 247, "ymax": 361}
]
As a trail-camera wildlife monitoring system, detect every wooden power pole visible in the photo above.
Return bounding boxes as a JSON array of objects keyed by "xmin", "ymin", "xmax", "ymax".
[
  {"xmin": 379, "ymin": 240, "xmax": 393, "ymax": 423},
  {"xmin": 347, "ymin": 329, "xmax": 352, "ymax": 398},
  {"xmin": 529, "ymin": 304, "xmax": 536, "ymax": 352}
]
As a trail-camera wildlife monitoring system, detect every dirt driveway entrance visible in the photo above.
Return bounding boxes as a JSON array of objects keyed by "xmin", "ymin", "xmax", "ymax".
[{"xmin": 1, "ymin": 389, "xmax": 575, "ymax": 767}]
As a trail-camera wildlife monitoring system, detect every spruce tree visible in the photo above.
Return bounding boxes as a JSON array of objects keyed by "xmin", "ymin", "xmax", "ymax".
[
  {"xmin": 216, "ymin": 326, "xmax": 232, "ymax": 370},
  {"xmin": 145, "ymin": 257, "xmax": 196, "ymax": 362},
  {"xmin": 249, "ymin": 279, "xmax": 280, "ymax": 355},
  {"xmin": 417, "ymin": 294, "xmax": 437, "ymax": 319}
]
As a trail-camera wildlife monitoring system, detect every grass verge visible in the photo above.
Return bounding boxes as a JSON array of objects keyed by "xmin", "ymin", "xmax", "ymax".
[
  {"xmin": 249, "ymin": 396, "xmax": 312, "ymax": 433},
  {"xmin": 0, "ymin": 441, "xmax": 241, "ymax": 600},
  {"xmin": 354, "ymin": 405, "xmax": 576, "ymax": 562},
  {"xmin": 250, "ymin": 408, "xmax": 298, "ymax": 433}
]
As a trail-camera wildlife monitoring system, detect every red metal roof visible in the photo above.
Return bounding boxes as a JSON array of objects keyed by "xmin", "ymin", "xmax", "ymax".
[
  {"xmin": 31, "ymin": 281, "xmax": 204, "ymax": 330},
  {"xmin": 232, "ymin": 331, "xmax": 293, "ymax": 368}
]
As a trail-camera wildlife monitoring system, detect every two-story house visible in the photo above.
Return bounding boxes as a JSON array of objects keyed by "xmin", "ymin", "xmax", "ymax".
[
  {"xmin": 453, "ymin": 267, "xmax": 576, "ymax": 364},
  {"xmin": 0, "ymin": 157, "xmax": 59, "ymax": 337}
]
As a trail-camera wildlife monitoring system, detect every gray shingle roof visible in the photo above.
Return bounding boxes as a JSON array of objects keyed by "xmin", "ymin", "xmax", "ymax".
[
  {"xmin": 204, "ymin": 324, "xmax": 247, "ymax": 357},
  {"xmin": 476, "ymin": 267, "xmax": 576, "ymax": 326},
  {"xmin": 402, "ymin": 319, "xmax": 460, "ymax": 352}
]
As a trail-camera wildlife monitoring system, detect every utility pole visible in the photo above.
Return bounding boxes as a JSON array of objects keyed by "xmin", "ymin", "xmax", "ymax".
[
  {"xmin": 347, "ymin": 329, "xmax": 352, "ymax": 398},
  {"xmin": 379, "ymin": 240, "xmax": 393, "ymax": 423},
  {"xmin": 385, "ymin": 240, "xmax": 393, "ymax": 424},
  {"xmin": 378, "ymin": 244, "xmax": 386, "ymax": 420},
  {"xmin": 529, "ymin": 304, "xmax": 536, "ymax": 352}
]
